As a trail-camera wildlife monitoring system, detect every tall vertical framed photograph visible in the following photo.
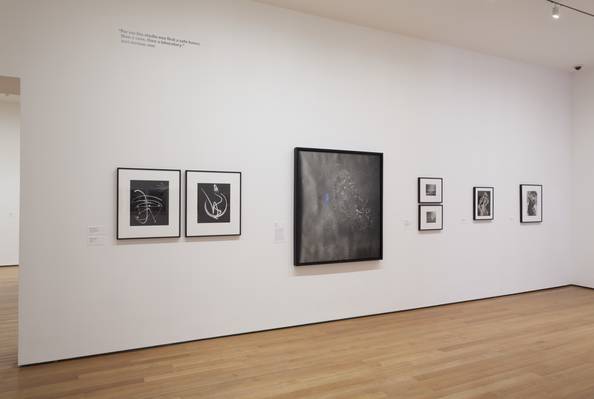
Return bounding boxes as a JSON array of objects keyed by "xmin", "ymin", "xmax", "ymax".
[
  {"xmin": 520, "ymin": 184, "xmax": 543, "ymax": 223},
  {"xmin": 185, "ymin": 170, "xmax": 241, "ymax": 237},
  {"xmin": 418, "ymin": 177, "xmax": 443, "ymax": 203},
  {"xmin": 473, "ymin": 187, "xmax": 494, "ymax": 221},
  {"xmin": 117, "ymin": 168, "xmax": 181, "ymax": 239},
  {"xmin": 294, "ymin": 147, "xmax": 383, "ymax": 266},
  {"xmin": 419, "ymin": 205, "xmax": 443, "ymax": 231}
]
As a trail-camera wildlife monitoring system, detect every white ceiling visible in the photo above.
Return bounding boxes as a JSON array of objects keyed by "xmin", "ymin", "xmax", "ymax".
[{"xmin": 256, "ymin": 0, "xmax": 594, "ymax": 70}]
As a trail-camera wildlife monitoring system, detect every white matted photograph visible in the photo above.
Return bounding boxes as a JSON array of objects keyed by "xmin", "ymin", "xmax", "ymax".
[
  {"xmin": 473, "ymin": 187, "xmax": 494, "ymax": 221},
  {"xmin": 185, "ymin": 170, "xmax": 241, "ymax": 237},
  {"xmin": 117, "ymin": 168, "xmax": 181, "ymax": 239},
  {"xmin": 418, "ymin": 204, "xmax": 443, "ymax": 231},
  {"xmin": 520, "ymin": 184, "xmax": 542, "ymax": 223},
  {"xmin": 418, "ymin": 177, "xmax": 443, "ymax": 203}
]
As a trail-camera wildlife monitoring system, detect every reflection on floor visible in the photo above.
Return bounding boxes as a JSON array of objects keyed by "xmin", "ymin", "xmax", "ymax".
[
  {"xmin": 2, "ymin": 267, "xmax": 594, "ymax": 398},
  {"xmin": 0, "ymin": 266, "xmax": 17, "ymax": 371}
]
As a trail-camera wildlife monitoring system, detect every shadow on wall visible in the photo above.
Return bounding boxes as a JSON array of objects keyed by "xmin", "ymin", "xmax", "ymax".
[{"xmin": 292, "ymin": 260, "xmax": 381, "ymax": 276}]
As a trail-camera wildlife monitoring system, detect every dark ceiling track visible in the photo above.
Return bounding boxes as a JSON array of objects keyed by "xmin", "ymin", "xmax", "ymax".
[{"xmin": 545, "ymin": 0, "xmax": 594, "ymax": 18}]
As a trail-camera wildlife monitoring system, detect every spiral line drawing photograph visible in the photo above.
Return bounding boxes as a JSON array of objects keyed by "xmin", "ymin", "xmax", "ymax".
[
  {"xmin": 201, "ymin": 184, "xmax": 228, "ymax": 220},
  {"xmin": 198, "ymin": 183, "xmax": 231, "ymax": 223},
  {"xmin": 132, "ymin": 190, "xmax": 165, "ymax": 225},
  {"xmin": 129, "ymin": 180, "xmax": 169, "ymax": 226}
]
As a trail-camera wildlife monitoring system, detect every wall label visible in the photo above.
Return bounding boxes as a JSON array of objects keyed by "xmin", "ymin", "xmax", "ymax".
[
  {"xmin": 274, "ymin": 223, "xmax": 286, "ymax": 244},
  {"xmin": 119, "ymin": 28, "xmax": 200, "ymax": 49}
]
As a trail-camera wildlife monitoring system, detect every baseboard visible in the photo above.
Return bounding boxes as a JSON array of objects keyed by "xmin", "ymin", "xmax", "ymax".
[
  {"xmin": 20, "ymin": 284, "xmax": 575, "ymax": 367},
  {"xmin": 0, "ymin": 264, "xmax": 18, "ymax": 268}
]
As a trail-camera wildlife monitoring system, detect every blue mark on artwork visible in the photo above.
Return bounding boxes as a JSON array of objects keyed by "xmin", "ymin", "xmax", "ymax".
[{"xmin": 323, "ymin": 192, "xmax": 330, "ymax": 207}]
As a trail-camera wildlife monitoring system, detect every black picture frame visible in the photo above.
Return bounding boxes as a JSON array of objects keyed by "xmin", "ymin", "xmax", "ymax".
[
  {"xmin": 418, "ymin": 204, "xmax": 443, "ymax": 231},
  {"xmin": 473, "ymin": 187, "xmax": 494, "ymax": 221},
  {"xmin": 294, "ymin": 147, "xmax": 383, "ymax": 266},
  {"xmin": 418, "ymin": 177, "xmax": 443, "ymax": 204},
  {"xmin": 185, "ymin": 170, "xmax": 242, "ymax": 237},
  {"xmin": 116, "ymin": 167, "xmax": 181, "ymax": 240},
  {"xmin": 520, "ymin": 184, "xmax": 543, "ymax": 223}
]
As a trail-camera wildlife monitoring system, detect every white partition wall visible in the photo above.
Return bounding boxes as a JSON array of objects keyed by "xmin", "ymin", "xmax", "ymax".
[
  {"xmin": 0, "ymin": 100, "xmax": 20, "ymax": 266},
  {"xmin": 0, "ymin": 0, "xmax": 575, "ymax": 365},
  {"xmin": 573, "ymin": 67, "xmax": 594, "ymax": 288}
]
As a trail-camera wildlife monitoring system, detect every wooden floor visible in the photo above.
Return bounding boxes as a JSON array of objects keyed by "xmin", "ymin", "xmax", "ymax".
[{"xmin": 2, "ymin": 268, "xmax": 594, "ymax": 398}]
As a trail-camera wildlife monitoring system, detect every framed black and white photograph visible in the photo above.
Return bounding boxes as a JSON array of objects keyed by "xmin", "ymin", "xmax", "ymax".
[
  {"xmin": 418, "ymin": 177, "xmax": 443, "ymax": 203},
  {"xmin": 473, "ymin": 187, "xmax": 494, "ymax": 221},
  {"xmin": 185, "ymin": 170, "xmax": 241, "ymax": 237},
  {"xmin": 520, "ymin": 184, "xmax": 543, "ymax": 223},
  {"xmin": 294, "ymin": 147, "xmax": 383, "ymax": 266},
  {"xmin": 419, "ymin": 205, "xmax": 443, "ymax": 231},
  {"xmin": 117, "ymin": 168, "xmax": 181, "ymax": 239}
]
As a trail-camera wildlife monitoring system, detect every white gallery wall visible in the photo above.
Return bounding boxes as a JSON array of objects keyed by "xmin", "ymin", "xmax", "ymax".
[
  {"xmin": 0, "ymin": 0, "xmax": 575, "ymax": 365},
  {"xmin": 0, "ymin": 100, "xmax": 20, "ymax": 266},
  {"xmin": 573, "ymin": 67, "xmax": 594, "ymax": 288}
]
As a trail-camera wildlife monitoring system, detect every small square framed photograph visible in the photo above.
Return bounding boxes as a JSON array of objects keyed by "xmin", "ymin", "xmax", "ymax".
[
  {"xmin": 186, "ymin": 170, "xmax": 241, "ymax": 237},
  {"xmin": 520, "ymin": 184, "xmax": 542, "ymax": 223},
  {"xmin": 419, "ymin": 205, "xmax": 443, "ymax": 231},
  {"xmin": 117, "ymin": 168, "xmax": 181, "ymax": 239},
  {"xmin": 473, "ymin": 187, "xmax": 494, "ymax": 221},
  {"xmin": 418, "ymin": 177, "xmax": 443, "ymax": 203}
]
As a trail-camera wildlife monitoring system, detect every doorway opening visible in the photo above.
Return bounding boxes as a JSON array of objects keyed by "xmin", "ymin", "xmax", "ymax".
[
  {"xmin": 0, "ymin": 76, "xmax": 20, "ymax": 268},
  {"xmin": 0, "ymin": 75, "xmax": 19, "ymax": 369}
]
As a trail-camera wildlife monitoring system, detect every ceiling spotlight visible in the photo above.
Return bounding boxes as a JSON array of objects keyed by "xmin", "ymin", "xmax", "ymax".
[
  {"xmin": 545, "ymin": 0, "xmax": 594, "ymax": 19},
  {"xmin": 552, "ymin": 4, "xmax": 560, "ymax": 19}
]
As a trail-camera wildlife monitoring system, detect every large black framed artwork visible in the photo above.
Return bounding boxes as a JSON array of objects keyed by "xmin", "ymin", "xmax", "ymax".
[
  {"xmin": 185, "ymin": 170, "xmax": 241, "ymax": 237},
  {"xmin": 418, "ymin": 177, "xmax": 443, "ymax": 203},
  {"xmin": 117, "ymin": 168, "xmax": 181, "ymax": 239},
  {"xmin": 520, "ymin": 184, "xmax": 543, "ymax": 223},
  {"xmin": 473, "ymin": 187, "xmax": 494, "ymax": 221},
  {"xmin": 294, "ymin": 147, "xmax": 383, "ymax": 266},
  {"xmin": 419, "ymin": 205, "xmax": 443, "ymax": 231}
]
